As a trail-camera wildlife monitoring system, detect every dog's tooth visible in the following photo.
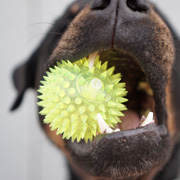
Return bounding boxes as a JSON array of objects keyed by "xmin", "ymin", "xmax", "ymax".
[
  {"xmin": 105, "ymin": 127, "xmax": 114, "ymax": 134},
  {"xmin": 89, "ymin": 51, "xmax": 98, "ymax": 68},
  {"xmin": 114, "ymin": 128, "xmax": 120, "ymax": 132},
  {"xmin": 97, "ymin": 113, "xmax": 111, "ymax": 133},
  {"xmin": 140, "ymin": 112, "xmax": 154, "ymax": 127},
  {"xmin": 140, "ymin": 115, "xmax": 146, "ymax": 124}
]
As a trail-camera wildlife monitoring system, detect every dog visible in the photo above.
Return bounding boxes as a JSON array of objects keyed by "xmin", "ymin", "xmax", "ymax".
[{"xmin": 11, "ymin": 0, "xmax": 180, "ymax": 179}]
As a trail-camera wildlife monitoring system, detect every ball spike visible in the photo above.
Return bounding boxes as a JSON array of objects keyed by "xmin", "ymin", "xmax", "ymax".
[
  {"xmin": 63, "ymin": 97, "xmax": 71, "ymax": 104},
  {"xmin": 101, "ymin": 61, "xmax": 108, "ymax": 71},
  {"xmin": 63, "ymin": 82, "xmax": 70, "ymax": 89},
  {"xmin": 60, "ymin": 110, "xmax": 68, "ymax": 118},
  {"xmin": 96, "ymin": 92, "xmax": 105, "ymax": 101},
  {"xmin": 95, "ymin": 61, "xmax": 101, "ymax": 69},
  {"xmin": 68, "ymin": 88, "xmax": 76, "ymax": 95},
  {"xmin": 81, "ymin": 115, "xmax": 88, "ymax": 123},
  {"xmin": 71, "ymin": 114, "xmax": 78, "ymax": 122},
  {"xmin": 61, "ymin": 60, "xmax": 67, "ymax": 66},
  {"xmin": 74, "ymin": 64, "xmax": 80, "ymax": 73},
  {"xmin": 113, "ymin": 91, "xmax": 124, "ymax": 97},
  {"xmin": 87, "ymin": 67, "xmax": 95, "ymax": 75},
  {"xmin": 112, "ymin": 78, "xmax": 121, "ymax": 85},
  {"xmin": 75, "ymin": 97, "xmax": 82, "ymax": 105},
  {"xmin": 77, "ymin": 76, "xmax": 86, "ymax": 85},
  {"xmin": 83, "ymin": 60, "xmax": 89, "ymax": 67},
  {"xmin": 88, "ymin": 105, "xmax": 95, "ymax": 112},
  {"xmin": 79, "ymin": 106, "xmax": 86, "ymax": 114},
  {"xmin": 107, "ymin": 66, "xmax": 115, "ymax": 76},
  {"xmin": 98, "ymin": 104, "xmax": 106, "ymax": 112},
  {"xmin": 67, "ymin": 105, "xmax": 75, "ymax": 112},
  {"xmin": 108, "ymin": 109, "xmax": 124, "ymax": 116},
  {"xmin": 118, "ymin": 97, "xmax": 128, "ymax": 103},
  {"xmin": 67, "ymin": 60, "xmax": 73, "ymax": 67},
  {"xmin": 68, "ymin": 72, "xmax": 76, "ymax": 81},
  {"xmin": 56, "ymin": 61, "xmax": 61, "ymax": 67},
  {"xmin": 94, "ymin": 55, "xmax": 100, "ymax": 65},
  {"xmin": 100, "ymin": 70, "xmax": 108, "ymax": 79},
  {"xmin": 107, "ymin": 100, "xmax": 117, "ymax": 107},
  {"xmin": 105, "ymin": 84, "xmax": 114, "ymax": 93},
  {"xmin": 111, "ymin": 73, "xmax": 121, "ymax": 80}
]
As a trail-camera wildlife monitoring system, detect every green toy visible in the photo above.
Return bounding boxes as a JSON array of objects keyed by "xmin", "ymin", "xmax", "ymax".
[{"xmin": 38, "ymin": 55, "xmax": 127, "ymax": 143}]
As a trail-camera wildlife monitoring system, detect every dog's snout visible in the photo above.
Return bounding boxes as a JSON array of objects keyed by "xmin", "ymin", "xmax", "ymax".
[
  {"xmin": 91, "ymin": 0, "xmax": 149, "ymax": 12},
  {"xmin": 90, "ymin": 0, "xmax": 111, "ymax": 10}
]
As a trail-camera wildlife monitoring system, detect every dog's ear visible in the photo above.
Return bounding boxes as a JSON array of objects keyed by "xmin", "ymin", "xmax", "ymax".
[
  {"xmin": 11, "ymin": 51, "xmax": 38, "ymax": 111},
  {"xmin": 11, "ymin": 0, "xmax": 89, "ymax": 111}
]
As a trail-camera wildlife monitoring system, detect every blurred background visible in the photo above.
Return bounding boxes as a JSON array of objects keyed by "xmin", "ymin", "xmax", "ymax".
[{"xmin": 0, "ymin": 0, "xmax": 180, "ymax": 180}]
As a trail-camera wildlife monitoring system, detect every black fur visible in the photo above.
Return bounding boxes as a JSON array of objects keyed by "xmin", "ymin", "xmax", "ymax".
[{"xmin": 11, "ymin": 1, "xmax": 180, "ymax": 179}]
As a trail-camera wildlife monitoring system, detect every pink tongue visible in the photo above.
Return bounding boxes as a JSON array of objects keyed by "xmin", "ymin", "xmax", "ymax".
[{"xmin": 119, "ymin": 110, "xmax": 140, "ymax": 130}]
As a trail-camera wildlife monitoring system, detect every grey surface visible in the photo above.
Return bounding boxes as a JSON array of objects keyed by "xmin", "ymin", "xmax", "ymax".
[{"xmin": 0, "ymin": 0, "xmax": 180, "ymax": 180}]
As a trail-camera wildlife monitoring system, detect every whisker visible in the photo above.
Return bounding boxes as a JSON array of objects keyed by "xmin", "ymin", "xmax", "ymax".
[
  {"xmin": 151, "ymin": 0, "xmax": 159, "ymax": 9},
  {"xmin": 22, "ymin": 32, "xmax": 62, "ymax": 52},
  {"xmin": 154, "ymin": 0, "xmax": 159, "ymax": 8},
  {"xmin": 172, "ymin": 36, "xmax": 180, "ymax": 41},
  {"xmin": 173, "ymin": 65, "xmax": 180, "ymax": 79},
  {"xmin": 26, "ymin": 22, "xmax": 55, "ymax": 29},
  {"xmin": 175, "ymin": 47, "xmax": 180, "ymax": 53},
  {"xmin": 44, "ymin": 12, "xmax": 59, "ymax": 17}
]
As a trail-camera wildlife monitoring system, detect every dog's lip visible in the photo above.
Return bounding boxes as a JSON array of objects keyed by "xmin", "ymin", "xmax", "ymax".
[
  {"xmin": 65, "ymin": 122, "xmax": 171, "ymax": 179},
  {"xmin": 65, "ymin": 49, "xmax": 168, "ymax": 156},
  {"xmin": 66, "ymin": 123, "xmax": 168, "ymax": 157}
]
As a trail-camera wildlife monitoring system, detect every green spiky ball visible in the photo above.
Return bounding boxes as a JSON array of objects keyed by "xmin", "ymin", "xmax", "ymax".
[{"xmin": 38, "ymin": 56, "xmax": 127, "ymax": 143}]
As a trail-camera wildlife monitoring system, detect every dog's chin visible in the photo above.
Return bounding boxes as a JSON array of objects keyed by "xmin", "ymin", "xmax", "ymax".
[{"xmin": 63, "ymin": 49, "xmax": 171, "ymax": 179}]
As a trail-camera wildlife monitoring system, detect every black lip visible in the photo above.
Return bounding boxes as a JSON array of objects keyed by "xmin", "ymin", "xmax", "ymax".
[
  {"xmin": 67, "ymin": 124, "xmax": 168, "ymax": 155},
  {"xmin": 66, "ymin": 124, "xmax": 170, "ymax": 178}
]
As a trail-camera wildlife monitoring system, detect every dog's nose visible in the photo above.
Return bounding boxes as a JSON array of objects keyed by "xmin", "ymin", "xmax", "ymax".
[
  {"xmin": 91, "ymin": 0, "xmax": 149, "ymax": 12},
  {"xmin": 90, "ymin": 0, "xmax": 110, "ymax": 10}
]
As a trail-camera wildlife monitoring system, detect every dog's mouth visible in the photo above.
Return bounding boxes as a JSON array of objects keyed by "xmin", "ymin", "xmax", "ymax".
[
  {"xmin": 65, "ymin": 49, "xmax": 170, "ymax": 178},
  {"xmin": 67, "ymin": 49, "xmax": 163, "ymax": 139},
  {"xmin": 97, "ymin": 49, "xmax": 156, "ymax": 133}
]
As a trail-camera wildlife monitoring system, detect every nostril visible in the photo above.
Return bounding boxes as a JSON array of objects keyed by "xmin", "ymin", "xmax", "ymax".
[
  {"xmin": 91, "ymin": 0, "xmax": 111, "ymax": 10},
  {"xmin": 127, "ymin": 0, "xmax": 150, "ymax": 13}
]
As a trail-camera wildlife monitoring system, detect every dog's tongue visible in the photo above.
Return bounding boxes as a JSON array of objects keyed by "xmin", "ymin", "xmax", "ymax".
[{"xmin": 119, "ymin": 110, "xmax": 140, "ymax": 130}]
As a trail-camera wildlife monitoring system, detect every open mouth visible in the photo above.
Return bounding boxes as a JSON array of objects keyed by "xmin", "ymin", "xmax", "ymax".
[
  {"xmin": 65, "ymin": 49, "xmax": 170, "ymax": 178},
  {"xmin": 68, "ymin": 49, "xmax": 160, "ymax": 141},
  {"xmin": 95, "ymin": 49, "xmax": 156, "ymax": 134}
]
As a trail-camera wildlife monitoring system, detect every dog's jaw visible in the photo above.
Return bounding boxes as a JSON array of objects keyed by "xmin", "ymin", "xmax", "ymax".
[{"xmin": 43, "ymin": 1, "xmax": 175, "ymax": 180}]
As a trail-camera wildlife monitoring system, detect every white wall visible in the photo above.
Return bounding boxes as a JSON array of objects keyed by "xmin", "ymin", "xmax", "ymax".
[
  {"xmin": 0, "ymin": 1, "xmax": 180, "ymax": 180},
  {"xmin": 0, "ymin": 1, "xmax": 73, "ymax": 180}
]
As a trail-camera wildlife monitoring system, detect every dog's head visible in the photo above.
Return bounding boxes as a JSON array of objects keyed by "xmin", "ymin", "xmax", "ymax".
[{"xmin": 12, "ymin": 0, "xmax": 180, "ymax": 180}]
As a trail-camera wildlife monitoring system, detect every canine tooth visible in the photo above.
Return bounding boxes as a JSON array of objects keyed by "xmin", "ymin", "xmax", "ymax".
[
  {"xmin": 89, "ymin": 51, "xmax": 98, "ymax": 68},
  {"xmin": 140, "ymin": 115, "xmax": 146, "ymax": 123},
  {"xmin": 140, "ymin": 112, "xmax": 154, "ymax": 127},
  {"xmin": 97, "ymin": 113, "xmax": 111, "ymax": 133},
  {"xmin": 114, "ymin": 128, "xmax": 120, "ymax": 132},
  {"xmin": 105, "ymin": 127, "xmax": 114, "ymax": 134}
]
